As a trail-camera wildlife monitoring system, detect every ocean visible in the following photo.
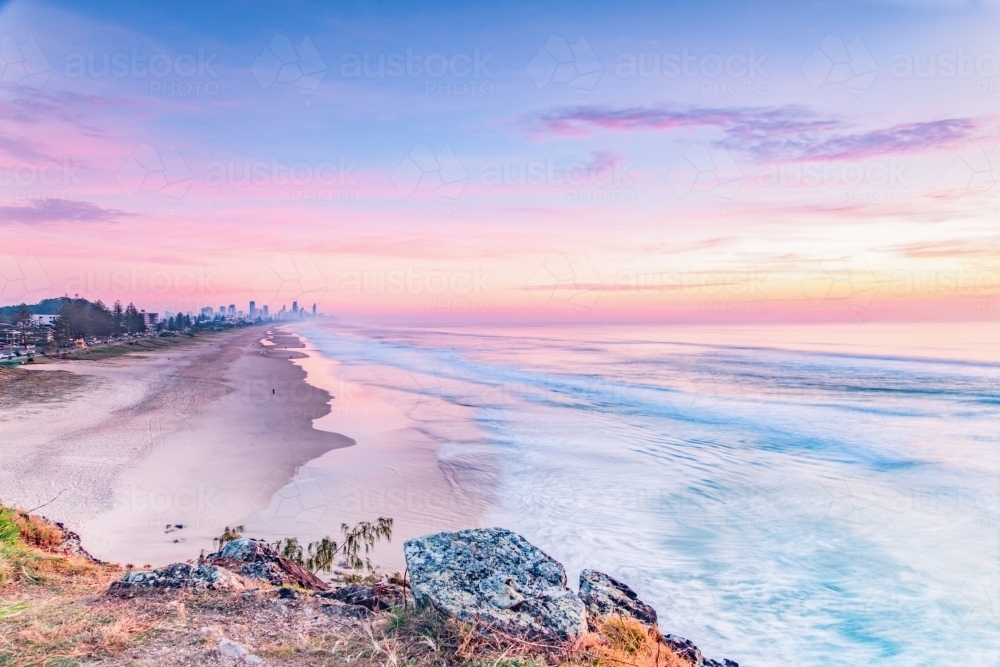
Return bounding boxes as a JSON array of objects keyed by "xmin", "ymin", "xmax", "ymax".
[{"xmin": 272, "ymin": 322, "xmax": 999, "ymax": 667}]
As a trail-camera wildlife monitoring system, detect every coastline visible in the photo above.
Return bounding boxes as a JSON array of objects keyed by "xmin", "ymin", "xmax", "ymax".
[
  {"xmin": 240, "ymin": 325, "xmax": 495, "ymax": 573},
  {"xmin": 0, "ymin": 326, "xmax": 353, "ymax": 565}
]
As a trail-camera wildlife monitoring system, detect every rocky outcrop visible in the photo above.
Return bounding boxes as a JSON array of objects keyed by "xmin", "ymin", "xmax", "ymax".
[
  {"xmin": 403, "ymin": 528, "xmax": 588, "ymax": 642},
  {"xmin": 46, "ymin": 520, "xmax": 104, "ymax": 563},
  {"xmin": 109, "ymin": 562, "xmax": 244, "ymax": 594},
  {"xmin": 664, "ymin": 634, "xmax": 740, "ymax": 667},
  {"xmin": 578, "ymin": 569, "xmax": 658, "ymax": 631},
  {"xmin": 205, "ymin": 538, "xmax": 329, "ymax": 591}
]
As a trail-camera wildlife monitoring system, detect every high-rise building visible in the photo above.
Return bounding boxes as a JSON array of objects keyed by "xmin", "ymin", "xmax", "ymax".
[
  {"xmin": 312, "ymin": 303, "xmax": 316, "ymax": 316},
  {"xmin": 262, "ymin": 305, "xmax": 269, "ymax": 319},
  {"xmin": 228, "ymin": 304, "xmax": 236, "ymax": 318},
  {"xmin": 249, "ymin": 301, "xmax": 256, "ymax": 318},
  {"xmin": 292, "ymin": 301, "xmax": 298, "ymax": 314}
]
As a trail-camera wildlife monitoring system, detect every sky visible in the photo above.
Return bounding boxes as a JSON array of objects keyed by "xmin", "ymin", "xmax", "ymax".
[{"xmin": 0, "ymin": 0, "xmax": 998, "ymax": 324}]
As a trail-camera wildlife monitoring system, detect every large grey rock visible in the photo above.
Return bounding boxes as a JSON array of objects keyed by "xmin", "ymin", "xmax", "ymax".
[
  {"xmin": 579, "ymin": 569, "xmax": 658, "ymax": 631},
  {"xmin": 404, "ymin": 528, "xmax": 587, "ymax": 641},
  {"xmin": 108, "ymin": 562, "xmax": 244, "ymax": 594},
  {"xmin": 205, "ymin": 538, "xmax": 329, "ymax": 591}
]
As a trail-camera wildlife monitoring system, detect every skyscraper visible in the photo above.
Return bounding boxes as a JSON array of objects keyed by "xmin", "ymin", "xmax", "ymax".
[
  {"xmin": 292, "ymin": 301, "xmax": 298, "ymax": 314},
  {"xmin": 312, "ymin": 303, "xmax": 316, "ymax": 316},
  {"xmin": 249, "ymin": 301, "xmax": 256, "ymax": 318},
  {"xmin": 228, "ymin": 304, "xmax": 235, "ymax": 318},
  {"xmin": 262, "ymin": 305, "xmax": 269, "ymax": 319}
]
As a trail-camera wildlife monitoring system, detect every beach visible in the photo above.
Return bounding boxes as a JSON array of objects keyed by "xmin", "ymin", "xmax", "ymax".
[{"xmin": 0, "ymin": 327, "xmax": 357, "ymax": 565}]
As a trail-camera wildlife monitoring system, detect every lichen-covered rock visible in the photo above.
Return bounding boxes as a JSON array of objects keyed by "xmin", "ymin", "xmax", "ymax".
[
  {"xmin": 578, "ymin": 569, "xmax": 658, "ymax": 631},
  {"xmin": 205, "ymin": 538, "xmax": 329, "ymax": 591},
  {"xmin": 108, "ymin": 562, "xmax": 244, "ymax": 595},
  {"xmin": 403, "ymin": 527, "xmax": 587, "ymax": 641}
]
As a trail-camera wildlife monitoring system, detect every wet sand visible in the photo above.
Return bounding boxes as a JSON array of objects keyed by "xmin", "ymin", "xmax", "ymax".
[
  {"xmin": 241, "ymin": 329, "xmax": 495, "ymax": 573},
  {"xmin": 0, "ymin": 327, "xmax": 353, "ymax": 564}
]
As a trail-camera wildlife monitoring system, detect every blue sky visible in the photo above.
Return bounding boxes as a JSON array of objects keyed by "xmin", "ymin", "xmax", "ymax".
[{"xmin": 1, "ymin": 0, "xmax": 998, "ymax": 322}]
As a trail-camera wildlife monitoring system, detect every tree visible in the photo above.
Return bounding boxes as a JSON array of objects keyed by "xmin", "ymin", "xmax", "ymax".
[
  {"xmin": 123, "ymin": 303, "xmax": 145, "ymax": 334},
  {"xmin": 272, "ymin": 518, "xmax": 393, "ymax": 574},
  {"xmin": 12, "ymin": 304, "xmax": 36, "ymax": 346},
  {"xmin": 111, "ymin": 301, "xmax": 124, "ymax": 335}
]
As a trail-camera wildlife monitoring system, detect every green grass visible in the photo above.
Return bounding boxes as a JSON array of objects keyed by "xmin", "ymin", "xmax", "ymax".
[
  {"xmin": 0, "ymin": 601, "xmax": 30, "ymax": 620},
  {"xmin": 0, "ymin": 507, "xmax": 19, "ymax": 548}
]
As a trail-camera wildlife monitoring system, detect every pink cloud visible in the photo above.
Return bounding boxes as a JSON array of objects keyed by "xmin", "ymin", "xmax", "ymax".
[
  {"xmin": 0, "ymin": 199, "xmax": 136, "ymax": 224},
  {"xmin": 535, "ymin": 105, "xmax": 994, "ymax": 162}
]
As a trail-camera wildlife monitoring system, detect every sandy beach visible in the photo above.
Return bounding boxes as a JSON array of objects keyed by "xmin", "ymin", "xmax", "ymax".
[
  {"xmin": 0, "ymin": 327, "xmax": 354, "ymax": 565},
  {"xmin": 0, "ymin": 324, "xmax": 491, "ymax": 571},
  {"xmin": 240, "ymin": 327, "xmax": 494, "ymax": 573}
]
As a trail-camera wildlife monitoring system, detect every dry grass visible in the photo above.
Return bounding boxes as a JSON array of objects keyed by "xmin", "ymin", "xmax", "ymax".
[
  {"xmin": 568, "ymin": 617, "xmax": 692, "ymax": 667},
  {"xmin": 0, "ymin": 505, "xmax": 694, "ymax": 667},
  {"xmin": 0, "ymin": 504, "xmax": 136, "ymax": 665}
]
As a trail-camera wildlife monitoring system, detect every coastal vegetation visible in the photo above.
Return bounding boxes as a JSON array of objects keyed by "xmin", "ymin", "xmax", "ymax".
[{"xmin": 0, "ymin": 504, "xmax": 698, "ymax": 666}]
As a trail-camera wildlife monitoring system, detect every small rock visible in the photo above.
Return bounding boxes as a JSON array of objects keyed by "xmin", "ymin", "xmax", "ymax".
[
  {"xmin": 404, "ymin": 527, "xmax": 587, "ymax": 641},
  {"xmin": 320, "ymin": 601, "xmax": 371, "ymax": 619},
  {"xmin": 219, "ymin": 637, "xmax": 249, "ymax": 659},
  {"xmin": 205, "ymin": 539, "xmax": 329, "ymax": 591},
  {"xmin": 664, "ymin": 635, "xmax": 702, "ymax": 664},
  {"xmin": 578, "ymin": 569, "xmax": 658, "ymax": 631},
  {"xmin": 664, "ymin": 634, "xmax": 740, "ymax": 667},
  {"xmin": 316, "ymin": 583, "xmax": 406, "ymax": 611},
  {"xmin": 108, "ymin": 562, "xmax": 244, "ymax": 595},
  {"xmin": 278, "ymin": 587, "xmax": 297, "ymax": 600}
]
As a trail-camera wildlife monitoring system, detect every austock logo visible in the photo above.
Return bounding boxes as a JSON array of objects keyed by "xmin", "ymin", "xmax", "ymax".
[
  {"xmin": 251, "ymin": 35, "xmax": 327, "ymax": 94},
  {"xmin": 524, "ymin": 253, "xmax": 603, "ymax": 316},
  {"xmin": 942, "ymin": 145, "xmax": 999, "ymax": 196},
  {"xmin": 527, "ymin": 35, "xmax": 602, "ymax": 93},
  {"xmin": 249, "ymin": 253, "xmax": 330, "ymax": 309},
  {"xmin": 392, "ymin": 144, "xmax": 468, "ymax": 208},
  {"xmin": 116, "ymin": 144, "xmax": 192, "ymax": 200},
  {"xmin": 801, "ymin": 254, "xmax": 879, "ymax": 311},
  {"xmin": 802, "ymin": 35, "xmax": 878, "ymax": 97},
  {"xmin": 0, "ymin": 254, "xmax": 52, "ymax": 302},
  {"xmin": 0, "ymin": 35, "xmax": 52, "ymax": 89},
  {"xmin": 667, "ymin": 144, "xmax": 744, "ymax": 202}
]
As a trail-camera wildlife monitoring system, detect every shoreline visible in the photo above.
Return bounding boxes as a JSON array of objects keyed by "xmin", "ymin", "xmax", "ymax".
[
  {"xmin": 240, "ymin": 325, "xmax": 495, "ymax": 573},
  {"xmin": 0, "ymin": 325, "xmax": 354, "ymax": 565}
]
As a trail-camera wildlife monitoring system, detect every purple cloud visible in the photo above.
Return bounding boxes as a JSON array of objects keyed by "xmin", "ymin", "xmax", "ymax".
[
  {"xmin": 536, "ymin": 105, "xmax": 991, "ymax": 162},
  {"xmin": 0, "ymin": 199, "xmax": 135, "ymax": 224}
]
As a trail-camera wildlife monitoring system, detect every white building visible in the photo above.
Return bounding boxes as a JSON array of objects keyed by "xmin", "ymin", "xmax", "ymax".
[{"xmin": 31, "ymin": 314, "xmax": 59, "ymax": 326}]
